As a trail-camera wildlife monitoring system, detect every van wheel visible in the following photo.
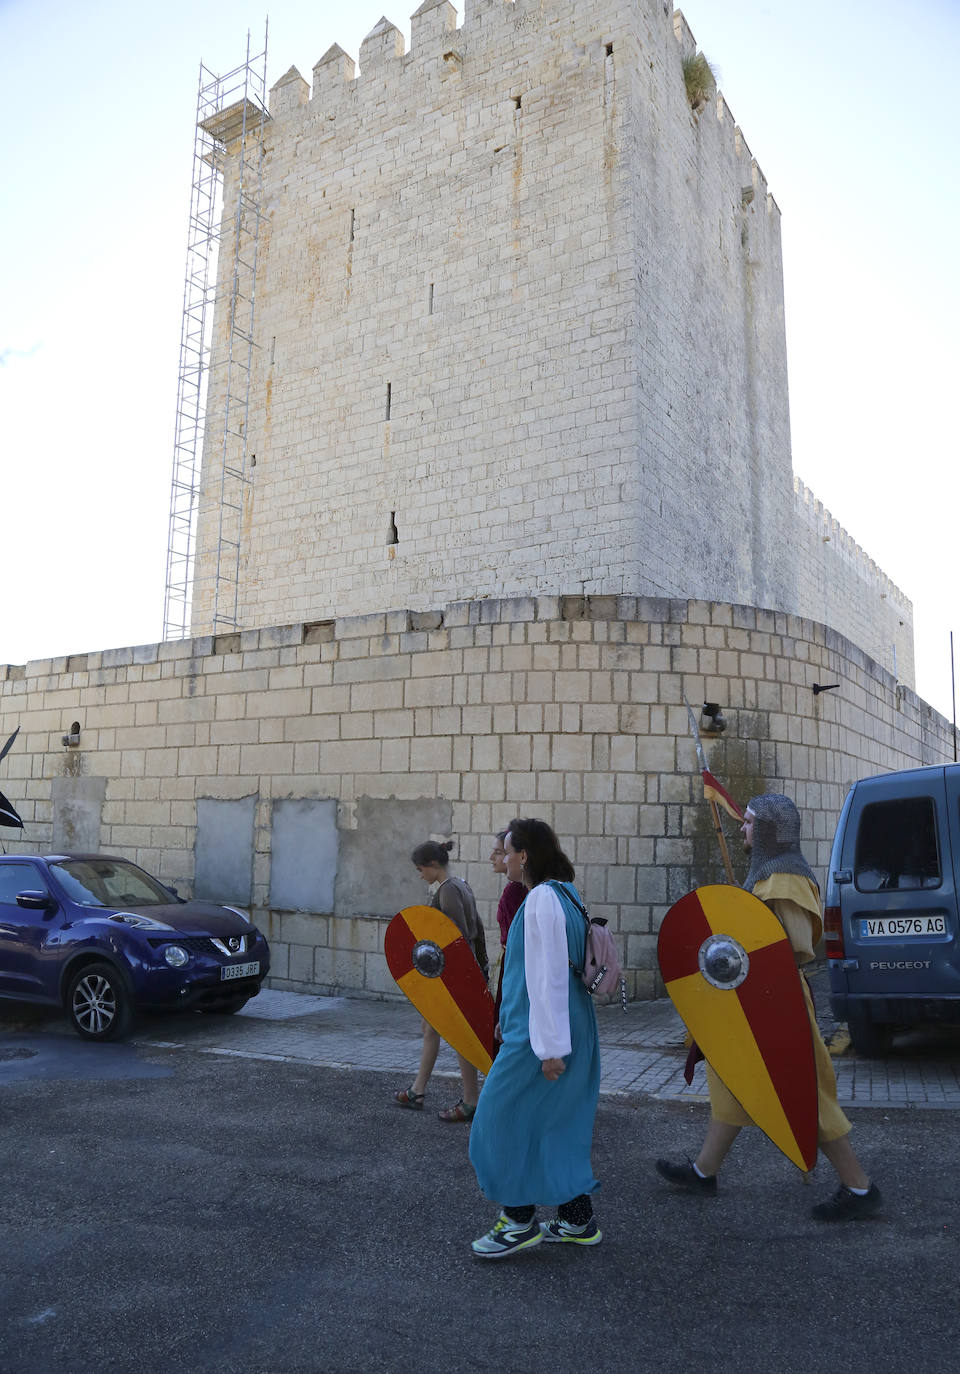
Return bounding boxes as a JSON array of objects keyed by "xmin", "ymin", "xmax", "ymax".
[{"xmin": 846, "ymin": 1007, "xmax": 894, "ymax": 1058}]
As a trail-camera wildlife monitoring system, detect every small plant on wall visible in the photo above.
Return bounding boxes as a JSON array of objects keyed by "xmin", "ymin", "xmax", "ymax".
[{"xmin": 682, "ymin": 51, "xmax": 717, "ymax": 113}]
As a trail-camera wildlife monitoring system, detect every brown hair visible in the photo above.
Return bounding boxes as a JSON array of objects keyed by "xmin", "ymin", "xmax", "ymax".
[
  {"xmin": 505, "ymin": 818, "xmax": 574, "ymax": 886},
  {"xmin": 411, "ymin": 839, "xmax": 455, "ymax": 867}
]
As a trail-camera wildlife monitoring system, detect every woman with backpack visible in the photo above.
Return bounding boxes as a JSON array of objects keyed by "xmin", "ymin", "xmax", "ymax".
[
  {"xmin": 468, "ymin": 818, "xmax": 602, "ymax": 1258},
  {"xmin": 393, "ymin": 839, "xmax": 489, "ymax": 1122}
]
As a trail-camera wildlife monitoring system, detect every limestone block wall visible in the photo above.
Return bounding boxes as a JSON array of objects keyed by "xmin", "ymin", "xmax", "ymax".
[
  {"xmin": 0, "ymin": 598, "xmax": 950, "ymax": 1001},
  {"xmin": 793, "ymin": 478, "xmax": 915, "ymax": 688},
  {"xmin": 192, "ymin": 0, "xmax": 801, "ymax": 638}
]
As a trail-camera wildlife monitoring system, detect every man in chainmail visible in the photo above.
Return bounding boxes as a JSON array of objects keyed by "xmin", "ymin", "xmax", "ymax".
[{"xmin": 656, "ymin": 793, "xmax": 882, "ymax": 1221}]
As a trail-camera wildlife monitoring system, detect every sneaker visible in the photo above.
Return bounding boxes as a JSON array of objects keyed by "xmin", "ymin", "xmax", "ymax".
[
  {"xmin": 655, "ymin": 1158, "xmax": 718, "ymax": 1195},
  {"xmin": 471, "ymin": 1212, "xmax": 543, "ymax": 1260},
  {"xmin": 811, "ymin": 1183, "xmax": 882, "ymax": 1222},
  {"xmin": 540, "ymin": 1216, "xmax": 602, "ymax": 1245}
]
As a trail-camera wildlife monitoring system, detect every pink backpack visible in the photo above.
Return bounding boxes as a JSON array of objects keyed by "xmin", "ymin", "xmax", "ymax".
[{"xmin": 552, "ymin": 882, "xmax": 627, "ymax": 1009}]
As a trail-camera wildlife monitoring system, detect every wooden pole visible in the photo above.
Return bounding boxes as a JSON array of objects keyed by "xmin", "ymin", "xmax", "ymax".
[{"xmin": 710, "ymin": 798, "xmax": 736, "ymax": 884}]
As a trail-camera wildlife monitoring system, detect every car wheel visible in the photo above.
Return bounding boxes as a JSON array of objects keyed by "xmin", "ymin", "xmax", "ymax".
[
  {"xmin": 199, "ymin": 994, "xmax": 250, "ymax": 1015},
  {"xmin": 846, "ymin": 1005, "xmax": 894, "ymax": 1058},
  {"xmin": 67, "ymin": 962, "xmax": 134, "ymax": 1041}
]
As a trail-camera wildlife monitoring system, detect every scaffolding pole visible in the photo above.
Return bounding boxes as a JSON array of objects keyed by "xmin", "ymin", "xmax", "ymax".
[{"xmin": 163, "ymin": 26, "xmax": 269, "ymax": 641}]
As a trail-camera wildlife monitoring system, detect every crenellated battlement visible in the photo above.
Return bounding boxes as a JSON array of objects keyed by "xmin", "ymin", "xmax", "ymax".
[
  {"xmin": 793, "ymin": 477, "xmax": 911, "ymax": 615},
  {"xmin": 266, "ymin": 2, "xmax": 781, "ymax": 226}
]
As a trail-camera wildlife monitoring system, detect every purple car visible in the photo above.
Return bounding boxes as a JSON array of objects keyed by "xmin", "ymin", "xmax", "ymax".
[{"xmin": 0, "ymin": 853, "xmax": 270, "ymax": 1040}]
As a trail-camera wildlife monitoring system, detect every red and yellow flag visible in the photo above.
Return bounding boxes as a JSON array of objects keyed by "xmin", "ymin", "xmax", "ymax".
[{"xmin": 702, "ymin": 769, "xmax": 743, "ymax": 820}]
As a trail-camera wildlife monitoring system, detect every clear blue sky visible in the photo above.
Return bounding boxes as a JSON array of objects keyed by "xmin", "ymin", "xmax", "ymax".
[{"xmin": 1, "ymin": 0, "xmax": 957, "ymax": 721}]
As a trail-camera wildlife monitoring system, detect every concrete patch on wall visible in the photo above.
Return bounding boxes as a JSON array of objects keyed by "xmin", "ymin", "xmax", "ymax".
[
  {"xmin": 269, "ymin": 798, "xmax": 338, "ymax": 912},
  {"xmin": 51, "ymin": 776, "xmax": 106, "ymax": 853},
  {"xmin": 195, "ymin": 796, "xmax": 257, "ymax": 904},
  {"xmin": 334, "ymin": 797, "xmax": 453, "ymax": 917}
]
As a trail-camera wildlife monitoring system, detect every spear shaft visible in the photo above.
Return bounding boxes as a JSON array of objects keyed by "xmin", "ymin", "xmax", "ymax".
[{"xmin": 683, "ymin": 696, "xmax": 737, "ymax": 885}]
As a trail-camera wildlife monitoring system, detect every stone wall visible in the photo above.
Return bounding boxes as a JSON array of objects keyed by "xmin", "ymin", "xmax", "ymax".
[
  {"xmin": 1, "ymin": 598, "xmax": 951, "ymax": 1000},
  {"xmin": 187, "ymin": 0, "xmax": 913, "ymax": 687}
]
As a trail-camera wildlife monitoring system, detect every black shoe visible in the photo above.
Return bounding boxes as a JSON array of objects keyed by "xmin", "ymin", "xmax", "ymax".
[
  {"xmin": 811, "ymin": 1183, "xmax": 882, "ymax": 1222},
  {"xmin": 655, "ymin": 1157, "xmax": 717, "ymax": 1195}
]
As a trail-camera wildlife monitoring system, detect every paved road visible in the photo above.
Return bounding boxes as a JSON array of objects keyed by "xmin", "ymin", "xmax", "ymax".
[{"xmin": 1, "ymin": 979, "xmax": 958, "ymax": 1374}]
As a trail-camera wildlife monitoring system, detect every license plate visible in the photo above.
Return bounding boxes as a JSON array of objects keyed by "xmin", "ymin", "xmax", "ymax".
[
  {"xmin": 861, "ymin": 916, "xmax": 946, "ymax": 939},
  {"xmin": 221, "ymin": 960, "xmax": 260, "ymax": 981}
]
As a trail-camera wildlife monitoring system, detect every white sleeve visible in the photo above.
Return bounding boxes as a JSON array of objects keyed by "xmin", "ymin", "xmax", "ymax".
[{"xmin": 524, "ymin": 884, "xmax": 572, "ymax": 1060}]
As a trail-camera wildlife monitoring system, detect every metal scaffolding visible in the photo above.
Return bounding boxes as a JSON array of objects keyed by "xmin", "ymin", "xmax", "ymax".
[{"xmin": 163, "ymin": 27, "xmax": 269, "ymax": 641}]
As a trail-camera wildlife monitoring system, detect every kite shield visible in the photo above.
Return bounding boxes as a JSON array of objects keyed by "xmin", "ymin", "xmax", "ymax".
[
  {"xmin": 385, "ymin": 904, "xmax": 496, "ymax": 1073},
  {"xmin": 658, "ymin": 885, "xmax": 818, "ymax": 1172}
]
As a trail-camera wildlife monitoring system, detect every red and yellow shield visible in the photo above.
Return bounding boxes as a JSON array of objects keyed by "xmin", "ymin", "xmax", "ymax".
[
  {"xmin": 658, "ymin": 885, "xmax": 818, "ymax": 1171},
  {"xmin": 385, "ymin": 905, "xmax": 496, "ymax": 1073}
]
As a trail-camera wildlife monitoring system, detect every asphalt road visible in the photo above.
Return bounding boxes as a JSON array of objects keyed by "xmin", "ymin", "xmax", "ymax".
[{"xmin": 0, "ymin": 1029, "xmax": 952, "ymax": 1374}]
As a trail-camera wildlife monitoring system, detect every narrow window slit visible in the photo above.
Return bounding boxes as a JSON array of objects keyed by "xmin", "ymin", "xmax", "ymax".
[
  {"xmin": 428, "ymin": 282, "xmax": 434, "ymax": 316},
  {"xmin": 387, "ymin": 512, "xmax": 399, "ymax": 546},
  {"xmin": 605, "ymin": 42, "xmax": 614, "ymax": 56},
  {"xmin": 385, "ymin": 382, "xmax": 392, "ymax": 421},
  {"xmin": 349, "ymin": 208, "xmax": 355, "ymax": 243},
  {"xmin": 513, "ymin": 95, "xmax": 522, "ymax": 110}
]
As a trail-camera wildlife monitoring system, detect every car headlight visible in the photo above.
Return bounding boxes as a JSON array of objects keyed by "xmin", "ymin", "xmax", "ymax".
[
  {"xmin": 110, "ymin": 912, "xmax": 177, "ymax": 931},
  {"xmin": 164, "ymin": 945, "xmax": 190, "ymax": 968}
]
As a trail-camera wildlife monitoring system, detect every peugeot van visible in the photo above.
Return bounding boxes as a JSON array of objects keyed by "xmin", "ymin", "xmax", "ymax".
[{"xmin": 824, "ymin": 763, "xmax": 960, "ymax": 1056}]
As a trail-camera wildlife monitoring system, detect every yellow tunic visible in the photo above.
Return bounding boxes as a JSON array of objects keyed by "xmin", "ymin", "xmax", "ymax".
[{"xmin": 705, "ymin": 874, "xmax": 851, "ymax": 1143}]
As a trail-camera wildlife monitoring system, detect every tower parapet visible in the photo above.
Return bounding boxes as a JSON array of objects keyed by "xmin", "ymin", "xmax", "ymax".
[{"xmin": 269, "ymin": 65, "xmax": 308, "ymax": 117}]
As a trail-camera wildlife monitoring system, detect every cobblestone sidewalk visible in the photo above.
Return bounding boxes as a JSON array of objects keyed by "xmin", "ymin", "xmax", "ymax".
[{"xmin": 118, "ymin": 967, "xmax": 960, "ymax": 1111}]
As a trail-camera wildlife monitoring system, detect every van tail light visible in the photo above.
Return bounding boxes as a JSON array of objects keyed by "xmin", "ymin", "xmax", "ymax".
[{"xmin": 823, "ymin": 905, "xmax": 845, "ymax": 959}]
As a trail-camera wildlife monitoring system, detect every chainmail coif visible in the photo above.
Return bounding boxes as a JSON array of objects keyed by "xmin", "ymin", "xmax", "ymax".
[{"xmin": 743, "ymin": 793, "xmax": 818, "ymax": 893}]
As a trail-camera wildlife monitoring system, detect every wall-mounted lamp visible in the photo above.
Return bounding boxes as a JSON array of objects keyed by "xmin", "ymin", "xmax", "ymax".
[
  {"xmin": 812, "ymin": 683, "xmax": 840, "ymax": 696},
  {"xmin": 700, "ymin": 702, "xmax": 726, "ymax": 734},
  {"xmin": 62, "ymin": 721, "xmax": 81, "ymax": 747}
]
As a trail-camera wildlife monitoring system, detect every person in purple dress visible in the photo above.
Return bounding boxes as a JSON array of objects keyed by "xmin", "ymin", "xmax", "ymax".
[{"xmin": 490, "ymin": 828, "xmax": 526, "ymax": 1015}]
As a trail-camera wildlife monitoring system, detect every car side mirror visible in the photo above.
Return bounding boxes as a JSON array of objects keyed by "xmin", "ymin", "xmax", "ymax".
[{"xmin": 16, "ymin": 890, "xmax": 55, "ymax": 911}]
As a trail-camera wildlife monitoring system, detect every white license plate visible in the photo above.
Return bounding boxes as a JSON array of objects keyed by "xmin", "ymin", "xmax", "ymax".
[
  {"xmin": 221, "ymin": 960, "xmax": 260, "ymax": 981},
  {"xmin": 861, "ymin": 916, "xmax": 946, "ymax": 939}
]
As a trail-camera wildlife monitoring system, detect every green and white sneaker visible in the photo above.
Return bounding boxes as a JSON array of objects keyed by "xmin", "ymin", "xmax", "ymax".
[
  {"xmin": 471, "ymin": 1212, "xmax": 543, "ymax": 1259},
  {"xmin": 540, "ymin": 1216, "xmax": 602, "ymax": 1245}
]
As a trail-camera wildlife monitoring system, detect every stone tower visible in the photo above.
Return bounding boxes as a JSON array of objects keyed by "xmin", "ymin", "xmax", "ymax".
[{"xmin": 190, "ymin": 0, "xmax": 913, "ymax": 684}]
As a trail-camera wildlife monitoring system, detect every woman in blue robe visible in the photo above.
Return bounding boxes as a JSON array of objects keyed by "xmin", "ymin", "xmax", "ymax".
[{"xmin": 469, "ymin": 818, "xmax": 602, "ymax": 1259}]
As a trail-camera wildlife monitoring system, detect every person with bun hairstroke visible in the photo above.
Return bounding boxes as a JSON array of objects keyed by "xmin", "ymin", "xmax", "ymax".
[{"xmin": 393, "ymin": 839, "xmax": 489, "ymax": 1123}]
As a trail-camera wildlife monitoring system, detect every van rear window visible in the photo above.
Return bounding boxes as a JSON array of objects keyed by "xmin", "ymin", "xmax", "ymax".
[{"xmin": 855, "ymin": 796, "xmax": 941, "ymax": 891}]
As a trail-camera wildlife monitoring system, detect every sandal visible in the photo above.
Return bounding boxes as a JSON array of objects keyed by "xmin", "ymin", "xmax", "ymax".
[
  {"xmin": 394, "ymin": 1086, "xmax": 425, "ymax": 1110},
  {"xmin": 437, "ymin": 1099, "xmax": 477, "ymax": 1123}
]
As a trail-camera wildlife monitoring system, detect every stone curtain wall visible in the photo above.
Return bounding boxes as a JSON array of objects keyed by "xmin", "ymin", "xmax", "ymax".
[
  {"xmin": 792, "ymin": 478, "xmax": 915, "ymax": 688},
  {"xmin": 0, "ymin": 599, "xmax": 951, "ymax": 999}
]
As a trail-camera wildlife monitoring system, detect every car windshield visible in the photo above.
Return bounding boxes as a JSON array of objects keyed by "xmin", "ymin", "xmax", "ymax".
[{"xmin": 49, "ymin": 859, "xmax": 175, "ymax": 908}]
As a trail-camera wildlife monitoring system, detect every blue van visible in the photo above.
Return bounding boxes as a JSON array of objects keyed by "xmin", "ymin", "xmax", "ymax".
[{"xmin": 825, "ymin": 762, "xmax": 960, "ymax": 1056}]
